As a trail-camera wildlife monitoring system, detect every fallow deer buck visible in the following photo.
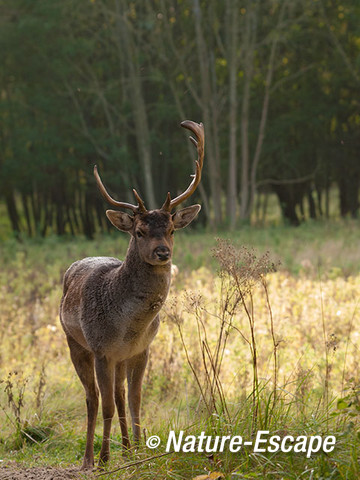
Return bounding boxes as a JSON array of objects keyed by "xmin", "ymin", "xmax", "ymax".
[{"xmin": 60, "ymin": 120, "xmax": 204, "ymax": 469}]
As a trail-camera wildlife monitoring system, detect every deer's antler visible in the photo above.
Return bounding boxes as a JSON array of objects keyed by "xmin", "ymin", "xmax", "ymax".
[
  {"xmin": 95, "ymin": 121, "xmax": 204, "ymax": 214},
  {"xmin": 161, "ymin": 120, "xmax": 204, "ymax": 211},
  {"xmin": 94, "ymin": 165, "xmax": 146, "ymax": 213}
]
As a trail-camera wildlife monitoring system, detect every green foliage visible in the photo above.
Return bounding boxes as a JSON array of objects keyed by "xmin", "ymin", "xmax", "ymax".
[{"xmin": 0, "ymin": 0, "xmax": 359, "ymax": 236}]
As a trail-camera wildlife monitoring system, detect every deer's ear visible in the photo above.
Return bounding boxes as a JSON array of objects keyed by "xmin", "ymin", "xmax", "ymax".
[
  {"xmin": 172, "ymin": 205, "xmax": 201, "ymax": 230},
  {"xmin": 106, "ymin": 210, "xmax": 134, "ymax": 232}
]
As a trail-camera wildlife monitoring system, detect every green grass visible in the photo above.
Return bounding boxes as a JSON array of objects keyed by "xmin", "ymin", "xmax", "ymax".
[
  {"xmin": 1, "ymin": 392, "xmax": 357, "ymax": 479},
  {"xmin": 0, "ymin": 221, "xmax": 360, "ymax": 478},
  {"xmin": 2, "ymin": 218, "xmax": 360, "ymax": 276}
]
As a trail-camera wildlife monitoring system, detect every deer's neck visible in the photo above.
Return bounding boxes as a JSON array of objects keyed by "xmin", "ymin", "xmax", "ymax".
[{"xmin": 114, "ymin": 237, "xmax": 171, "ymax": 302}]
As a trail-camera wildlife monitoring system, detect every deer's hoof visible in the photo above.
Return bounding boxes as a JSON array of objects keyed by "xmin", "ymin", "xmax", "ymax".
[{"xmin": 80, "ymin": 459, "xmax": 95, "ymax": 471}]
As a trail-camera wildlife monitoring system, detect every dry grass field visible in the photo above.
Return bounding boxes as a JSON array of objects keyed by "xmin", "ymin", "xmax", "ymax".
[{"xmin": 0, "ymin": 221, "xmax": 359, "ymax": 478}]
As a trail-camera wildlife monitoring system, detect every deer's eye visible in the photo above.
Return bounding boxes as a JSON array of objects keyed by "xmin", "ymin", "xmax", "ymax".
[
  {"xmin": 136, "ymin": 231, "xmax": 144, "ymax": 238},
  {"xmin": 170, "ymin": 230, "xmax": 175, "ymax": 236}
]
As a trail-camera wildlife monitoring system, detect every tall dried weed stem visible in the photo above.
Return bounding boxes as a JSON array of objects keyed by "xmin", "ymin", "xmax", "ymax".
[
  {"xmin": 0, "ymin": 367, "xmax": 50, "ymax": 447},
  {"xmin": 174, "ymin": 239, "xmax": 278, "ymax": 431}
]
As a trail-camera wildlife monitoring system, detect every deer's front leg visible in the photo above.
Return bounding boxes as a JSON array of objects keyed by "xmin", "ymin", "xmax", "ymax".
[
  {"xmin": 95, "ymin": 356, "xmax": 115, "ymax": 465},
  {"xmin": 127, "ymin": 349, "xmax": 149, "ymax": 444},
  {"xmin": 115, "ymin": 361, "xmax": 130, "ymax": 450}
]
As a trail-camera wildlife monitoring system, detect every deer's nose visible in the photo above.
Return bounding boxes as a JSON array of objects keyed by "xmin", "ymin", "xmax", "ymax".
[{"xmin": 154, "ymin": 245, "xmax": 171, "ymax": 261}]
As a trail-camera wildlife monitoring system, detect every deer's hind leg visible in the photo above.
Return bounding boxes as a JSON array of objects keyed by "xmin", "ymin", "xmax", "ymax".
[{"xmin": 66, "ymin": 335, "xmax": 99, "ymax": 470}]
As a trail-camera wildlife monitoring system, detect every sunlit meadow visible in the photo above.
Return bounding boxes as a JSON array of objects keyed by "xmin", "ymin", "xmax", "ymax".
[{"xmin": 0, "ymin": 221, "xmax": 359, "ymax": 478}]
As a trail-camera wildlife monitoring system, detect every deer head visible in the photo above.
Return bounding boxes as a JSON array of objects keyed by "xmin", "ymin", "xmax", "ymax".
[{"xmin": 94, "ymin": 120, "xmax": 204, "ymax": 266}]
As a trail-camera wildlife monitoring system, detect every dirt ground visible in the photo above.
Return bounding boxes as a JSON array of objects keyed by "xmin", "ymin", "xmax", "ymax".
[{"xmin": 0, "ymin": 466, "xmax": 83, "ymax": 480}]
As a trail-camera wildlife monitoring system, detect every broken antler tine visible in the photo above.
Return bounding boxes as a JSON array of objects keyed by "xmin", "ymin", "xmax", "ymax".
[
  {"xmin": 161, "ymin": 192, "xmax": 172, "ymax": 211},
  {"xmin": 132, "ymin": 189, "xmax": 147, "ymax": 213}
]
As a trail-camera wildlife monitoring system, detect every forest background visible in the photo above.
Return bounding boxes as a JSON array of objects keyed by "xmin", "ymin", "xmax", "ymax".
[{"xmin": 1, "ymin": 0, "xmax": 359, "ymax": 238}]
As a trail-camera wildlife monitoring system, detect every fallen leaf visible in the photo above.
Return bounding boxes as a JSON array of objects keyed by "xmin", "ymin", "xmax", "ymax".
[{"xmin": 192, "ymin": 472, "xmax": 225, "ymax": 480}]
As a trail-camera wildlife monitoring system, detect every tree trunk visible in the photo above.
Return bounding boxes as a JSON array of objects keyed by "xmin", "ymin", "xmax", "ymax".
[
  {"xmin": 272, "ymin": 184, "xmax": 300, "ymax": 226},
  {"xmin": 261, "ymin": 191, "xmax": 269, "ymax": 225},
  {"xmin": 247, "ymin": 0, "xmax": 287, "ymax": 219},
  {"xmin": 114, "ymin": 0, "xmax": 156, "ymax": 209},
  {"xmin": 21, "ymin": 193, "xmax": 32, "ymax": 236},
  {"xmin": 41, "ymin": 193, "xmax": 53, "ymax": 237},
  {"xmin": 193, "ymin": 0, "xmax": 222, "ymax": 226},
  {"xmin": 226, "ymin": 0, "xmax": 239, "ymax": 229},
  {"xmin": 239, "ymin": 3, "xmax": 256, "ymax": 220},
  {"xmin": 316, "ymin": 186, "xmax": 323, "ymax": 217},
  {"xmin": 80, "ymin": 189, "xmax": 95, "ymax": 240},
  {"xmin": 308, "ymin": 189, "xmax": 316, "ymax": 219},
  {"xmin": 338, "ymin": 175, "xmax": 359, "ymax": 218},
  {"xmin": 5, "ymin": 189, "xmax": 21, "ymax": 236},
  {"xmin": 30, "ymin": 190, "xmax": 41, "ymax": 234}
]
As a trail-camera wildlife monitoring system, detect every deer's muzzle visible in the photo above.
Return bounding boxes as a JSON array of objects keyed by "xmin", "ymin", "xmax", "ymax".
[{"xmin": 154, "ymin": 245, "xmax": 171, "ymax": 262}]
